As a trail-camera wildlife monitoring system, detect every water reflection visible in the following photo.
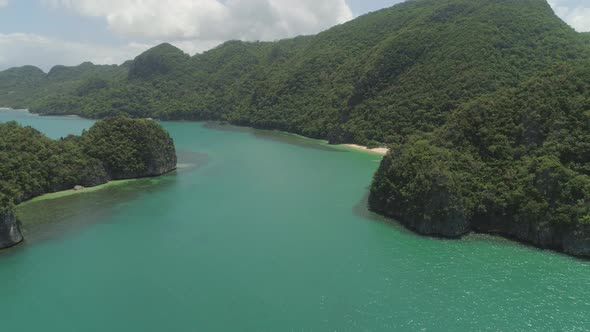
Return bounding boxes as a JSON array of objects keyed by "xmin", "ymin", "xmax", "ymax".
[{"xmin": 204, "ymin": 121, "xmax": 344, "ymax": 153}]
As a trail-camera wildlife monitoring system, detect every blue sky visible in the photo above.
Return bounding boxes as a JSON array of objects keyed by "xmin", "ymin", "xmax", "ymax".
[{"xmin": 0, "ymin": 0, "xmax": 588, "ymax": 71}]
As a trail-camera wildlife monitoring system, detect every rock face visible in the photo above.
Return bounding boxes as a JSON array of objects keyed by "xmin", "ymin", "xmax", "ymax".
[
  {"xmin": 368, "ymin": 142, "xmax": 474, "ymax": 238},
  {"xmin": 0, "ymin": 207, "xmax": 23, "ymax": 249},
  {"xmin": 369, "ymin": 189, "xmax": 590, "ymax": 258},
  {"xmin": 473, "ymin": 216, "xmax": 590, "ymax": 258},
  {"xmin": 562, "ymin": 225, "xmax": 590, "ymax": 257},
  {"xmin": 368, "ymin": 182, "xmax": 471, "ymax": 238},
  {"xmin": 369, "ymin": 146, "xmax": 590, "ymax": 258},
  {"xmin": 143, "ymin": 155, "xmax": 177, "ymax": 178}
]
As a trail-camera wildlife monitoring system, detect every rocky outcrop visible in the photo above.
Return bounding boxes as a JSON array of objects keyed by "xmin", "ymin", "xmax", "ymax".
[
  {"xmin": 368, "ymin": 146, "xmax": 590, "ymax": 258},
  {"xmin": 143, "ymin": 156, "xmax": 177, "ymax": 178},
  {"xmin": 562, "ymin": 225, "xmax": 590, "ymax": 257},
  {"xmin": 369, "ymin": 193, "xmax": 590, "ymax": 258},
  {"xmin": 368, "ymin": 142, "xmax": 474, "ymax": 238},
  {"xmin": 368, "ymin": 184, "xmax": 471, "ymax": 238},
  {"xmin": 0, "ymin": 207, "xmax": 23, "ymax": 249},
  {"xmin": 473, "ymin": 216, "xmax": 590, "ymax": 258},
  {"xmin": 83, "ymin": 116, "xmax": 177, "ymax": 180}
]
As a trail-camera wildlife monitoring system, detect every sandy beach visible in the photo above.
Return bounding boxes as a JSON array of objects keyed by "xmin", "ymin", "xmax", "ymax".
[{"xmin": 340, "ymin": 144, "xmax": 389, "ymax": 156}]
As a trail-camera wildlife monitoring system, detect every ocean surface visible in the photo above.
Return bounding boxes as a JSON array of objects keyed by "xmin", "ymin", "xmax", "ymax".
[{"xmin": 1, "ymin": 109, "xmax": 589, "ymax": 331}]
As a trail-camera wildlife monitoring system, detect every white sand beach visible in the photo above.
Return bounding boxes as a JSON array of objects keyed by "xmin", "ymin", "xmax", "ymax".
[{"xmin": 340, "ymin": 144, "xmax": 389, "ymax": 156}]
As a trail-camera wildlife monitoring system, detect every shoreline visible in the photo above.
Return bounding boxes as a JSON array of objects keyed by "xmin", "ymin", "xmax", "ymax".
[
  {"xmin": 5, "ymin": 109, "xmax": 588, "ymax": 260},
  {"xmin": 17, "ymin": 179, "xmax": 135, "ymax": 208},
  {"xmin": 339, "ymin": 144, "xmax": 389, "ymax": 156},
  {"xmin": 2, "ymin": 108, "xmax": 390, "ymax": 157},
  {"xmin": 207, "ymin": 122, "xmax": 390, "ymax": 156}
]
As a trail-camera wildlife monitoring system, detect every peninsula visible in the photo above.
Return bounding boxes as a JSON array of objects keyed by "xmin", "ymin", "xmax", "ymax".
[{"xmin": 0, "ymin": 116, "xmax": 177, "ymax": 249}]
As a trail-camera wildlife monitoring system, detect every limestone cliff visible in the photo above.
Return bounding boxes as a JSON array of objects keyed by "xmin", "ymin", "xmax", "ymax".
[{"xmin": 0, "ymin": 206, "xmax": 23, "ymax": 249}]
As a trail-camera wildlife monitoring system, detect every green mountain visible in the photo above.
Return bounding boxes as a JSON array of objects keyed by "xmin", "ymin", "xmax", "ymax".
[
  {"xmin": 370, "ymin": 59, "xmax": 590, "ymax": 256},
  {"xmin": 2, "ymin": 0, "xmax": 587, "ymax": 144},
  {"xmin": 0, "ymin": 66, "xmax": 45, "ymax": 108},
  {"xmin": 128, "ymin": 43, "xmax": 190, "ymax": 80},
  {"xmin": 1, "ymin": 0, "xmax": 589, "ymax": 255},
  {"xmin": 0, "ymin": 61, "xmax": 126, "ymax": 109}
]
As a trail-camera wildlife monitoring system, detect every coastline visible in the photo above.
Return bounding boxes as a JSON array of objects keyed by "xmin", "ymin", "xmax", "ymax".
[
  {"xmin": 1, "ymin": 108, "xmax": 391, "ymax": 157},
  {"xmin": 17, "ymin": 180, "xmax": 135, "ymax": 208},
  {"xmin": 339, "ymin": 144, "xmax": 389, "ymax": 156},
  {"xmin": 4, "ymin": 109, "xmax": 589, "ymax": 259}
]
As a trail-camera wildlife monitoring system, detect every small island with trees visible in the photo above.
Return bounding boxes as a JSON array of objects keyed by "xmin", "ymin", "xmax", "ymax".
[{"xmin": 0, "ymin": 116, "xmax": 177, "ymax": 249}]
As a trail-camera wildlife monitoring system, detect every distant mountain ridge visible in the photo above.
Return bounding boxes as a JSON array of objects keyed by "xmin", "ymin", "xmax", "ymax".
[{"xmin": 0, "ymin": 62, "xmax": 126, "ymax": 109}]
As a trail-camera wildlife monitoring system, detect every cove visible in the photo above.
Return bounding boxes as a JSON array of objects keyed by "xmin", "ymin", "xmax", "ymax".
[{"xmin": 0, "ymin": 109, "xmax": 589, "ymax": 331}]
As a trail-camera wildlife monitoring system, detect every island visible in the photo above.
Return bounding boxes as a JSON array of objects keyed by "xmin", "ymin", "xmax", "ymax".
[{"xmin": 0, "ymin": 116, "xmax": 177, "ymax": 249}]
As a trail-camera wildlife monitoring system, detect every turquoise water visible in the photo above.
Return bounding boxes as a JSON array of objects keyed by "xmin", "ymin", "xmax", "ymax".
[{"xmin": 1, "ymin": 109, "xmax": 589, "ymax": 331}]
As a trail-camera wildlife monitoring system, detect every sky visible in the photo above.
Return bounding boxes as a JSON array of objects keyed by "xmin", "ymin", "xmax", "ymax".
[{"xmin": 0, "ymin": 0, "xmax": 588, "ymax": 71}]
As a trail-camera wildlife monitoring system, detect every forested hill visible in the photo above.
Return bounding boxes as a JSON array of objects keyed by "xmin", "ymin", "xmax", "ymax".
[
  {"xmin": 0, "ymin": 63, "xmax": 126, "ymax": 111},
  {"xmin": 370, "ymin": 57, "xmax": 590, "ymax": 257},
  {"xmin": 1, "ymin": 0, "xmax": 588, "ymax": 147},
  {"xmin": 0, "ymin": 117, "xmax": 177, "ymax": 249}
]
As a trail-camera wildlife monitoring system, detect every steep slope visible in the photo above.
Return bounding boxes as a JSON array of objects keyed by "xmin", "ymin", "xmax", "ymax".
[
  {"xmin": 0, "ymin": 203, "xmax": 22, "ymax": 249},
  {"xmin": 2, "ymin": 0, "xmax": 586, "ymax": 145},
  {"xmin": 0, "ymin": 62, "xmax": 126, "ymax": 110},
  {"xmin": 128, "ymin": 43, "xmax": 190, "ymax": 80},
  {"xmin": 370, "ymin": 58, "xmax": 590, "ymax": 256},
  {"xmin": 0, "ymin": 66, "xmax": 45, "ymax": 108}
]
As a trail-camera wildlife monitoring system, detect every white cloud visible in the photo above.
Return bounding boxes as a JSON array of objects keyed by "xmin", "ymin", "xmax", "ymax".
[
  {"xmin": 549, "ymin": 0, "xmax": 590, "ymax": 32},
  {"xmin": 0, "ymin": 33, "xmax": 151, "ymax": 71},
  {"xmin": 4, "ymin": 0, "xmax": 585, "ymax": 72},
  {"xmin": 42, "ymin": 0, "xmax": 353, "ymax": 41},
  {"xmin": 0, "ymin": 32, "xmax": 225, "ymax": 71}
]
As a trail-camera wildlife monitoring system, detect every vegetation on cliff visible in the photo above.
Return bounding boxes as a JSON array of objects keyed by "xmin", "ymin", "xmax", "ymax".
[
  {"xmin": 369, "ymin": 60, "xmax": 590, "ymax": 255},
  {"xmin": 0, "ymin": 117, "xmax": 177, "ymax": 248},
  {"xmin": 84, "ymin": 117, "xmax": 177, "ymax": 179}
]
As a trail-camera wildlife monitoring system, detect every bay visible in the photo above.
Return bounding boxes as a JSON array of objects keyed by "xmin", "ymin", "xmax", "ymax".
[{"xmin": 0, "ymin": 109, "xmax": 589, "ymax": 331}]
